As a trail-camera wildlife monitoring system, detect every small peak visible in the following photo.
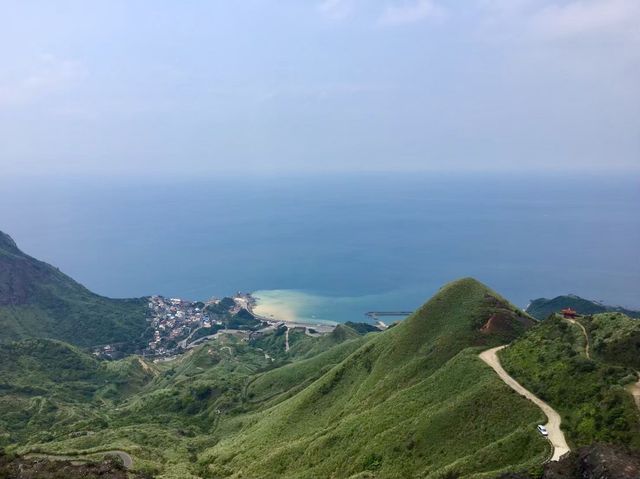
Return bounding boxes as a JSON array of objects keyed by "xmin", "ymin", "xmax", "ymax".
[
  {"xmin": 437, "ymin": 277, "xmax": 490, "ymax": 294},
  {"xmin": 0, "ymin": 231, "xmax": 21, "ymax": 255},
  {"xmin": 331, "ymin": 324, "xmax": 359, "ymax": 341}
]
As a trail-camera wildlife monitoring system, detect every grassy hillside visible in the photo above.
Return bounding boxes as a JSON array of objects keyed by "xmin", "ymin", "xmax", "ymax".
[
  {"xmin": 526, "ymin": 295, "xmax": 640, "ymax": 320},
  {"xmin": 0, "ymin": 339, "xmax": 155, "ymax": 447},
  {"xmin": 0, "ymin": 231, "xmax": 149, "ymax": 348},
  {"xmin": 246, "ymin": 335, "xmax": 369, "ymax": 408},
  {"xmin": 500, "ymin": 314, "xmax": 640, "ymax": 449},
  {"xmin": 198, "ymin": 278, "xmax": 546, "ymax": 479}
]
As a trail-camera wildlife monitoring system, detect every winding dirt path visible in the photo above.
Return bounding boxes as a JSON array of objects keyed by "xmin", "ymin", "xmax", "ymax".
[
  {"xmin": 565, "ymin": 318, "xmax": 590, "ymax": 359},
  {"xmin": 480, "ymin": 346, "xmax": 571, "ymax": 462}
]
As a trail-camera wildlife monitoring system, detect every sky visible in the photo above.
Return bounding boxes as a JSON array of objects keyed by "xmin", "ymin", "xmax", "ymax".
[{"xmin": 0, "ymin": 0, "xmax": 638, "ymax": 177}]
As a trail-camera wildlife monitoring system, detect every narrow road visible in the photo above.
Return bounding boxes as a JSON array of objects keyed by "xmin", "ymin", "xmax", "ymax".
[
  {"xmin": 26, "ymin": 450, "xmax": 133, "ymax": 469},
  {"xmin": 565, "ymin": 318, "xmax": 590, "ymax": 359},
  {"xmin": 179, "ymin": 326, "xmax": 203, "ymax": 349},
  {"xmin": 480, "ymin": 346, "xmax": 570, "ymax": 462},
  {"xmin": 284, "ymin": 328, "xmax": 290, "ymax": 352}
]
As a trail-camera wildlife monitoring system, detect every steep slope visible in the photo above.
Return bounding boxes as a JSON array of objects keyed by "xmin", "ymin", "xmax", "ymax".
[
  {"xmin": 526, "ymin": 295, "xmax": 640, "ymax": 320},
  {"xmin": 0, "ymin": 231, "xmax": 148, "ymax": 348},
  {"xmin": 200, "ymin": 278, "xmax": 546, "ymax": 479}
]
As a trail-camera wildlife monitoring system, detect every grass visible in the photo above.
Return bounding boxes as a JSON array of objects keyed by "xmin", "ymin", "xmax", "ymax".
[
  {"xmin": 246, "ymin": 335, "xmax": 369, "ymax": 407},
  {"xmin": 197, "ymin": 278, "xmax": 546, "ymax": 478},
  {"xmin": 585, "ymin": 312, "xmax": 640, "ymax": 369},
  {"xmin": 201, "ymin": 348, "xmax": 548, "ymax": 479}
]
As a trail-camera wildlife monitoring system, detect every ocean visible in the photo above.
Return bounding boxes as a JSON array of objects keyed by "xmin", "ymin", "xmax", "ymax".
[{"xmin": 1, "ymin": 173, "xmax": 638, "ymax": 323}]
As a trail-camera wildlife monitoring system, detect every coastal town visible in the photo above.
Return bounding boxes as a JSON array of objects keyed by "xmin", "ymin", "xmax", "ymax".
[
  {"xmin": 143, "ymin": 292, "xmax": 259, "ymax": 358},
  {"xmin": 93, "ymin": 292, "xmax": 335, "ymax": 360}
]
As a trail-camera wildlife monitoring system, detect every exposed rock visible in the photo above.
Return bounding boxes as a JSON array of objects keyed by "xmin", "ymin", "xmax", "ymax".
[{"xmin": 497, "ymin": 444, "xmax": 640, "ymax": 479}]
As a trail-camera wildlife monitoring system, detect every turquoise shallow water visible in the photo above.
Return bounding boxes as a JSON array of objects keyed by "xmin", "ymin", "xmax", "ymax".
[
  {"xmin": 252, "ymin": 288, "xmax": 415, "ymax": 325},
  {"xmin": 1, "ymin": 173, "xmax": 638, "ymax": 323}
]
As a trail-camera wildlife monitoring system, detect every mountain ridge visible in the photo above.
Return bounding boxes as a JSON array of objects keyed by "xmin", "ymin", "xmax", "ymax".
[{"xmin": 0, "ymin": 230, "xmax": 149, "ymax": 348}]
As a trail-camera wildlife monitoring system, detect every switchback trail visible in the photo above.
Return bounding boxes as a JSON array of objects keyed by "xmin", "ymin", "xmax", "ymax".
[{"xmin": 480, "ymin": 346, "xmax": 571, "ymax": 462}]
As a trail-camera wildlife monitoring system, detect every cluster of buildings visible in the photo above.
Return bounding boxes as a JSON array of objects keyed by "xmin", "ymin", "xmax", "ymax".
[
  {"xmin": 145, "ymin": 295, "xmax": 217, "ymax": 355},
  {"xmin": 143, "ymin": 292, "xmax": 258, "ymax": 357},
  {"xmin": 94, "ymin": 292, "xmax": 336, "ymax": 360}
]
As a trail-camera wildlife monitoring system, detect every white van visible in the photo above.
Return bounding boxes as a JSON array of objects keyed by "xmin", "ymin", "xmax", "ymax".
[{"xmin": 537, "ymin": 425, "xmax": 548, "ymax": 436}]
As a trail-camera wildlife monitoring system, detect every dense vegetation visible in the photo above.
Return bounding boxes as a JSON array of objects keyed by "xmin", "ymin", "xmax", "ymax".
[
  {"xmin": 500, "ymin": 315, "xmax": 640, "ymax": 449},
  {"xmin": 585, "ymin": 312, "xmax": 640, "ymax": 369},
  {"xmin": 526, "ymin": 295, "xmax": 640, "ymax": 320},
  {"xmin": 0, "ymin": 231, "xmax": 149, "ymax": 348}
]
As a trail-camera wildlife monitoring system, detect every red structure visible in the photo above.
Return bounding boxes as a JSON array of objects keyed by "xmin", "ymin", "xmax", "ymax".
[{"xmin": 561, "ymin": 308, "xmax": 577, "ymax": 319}]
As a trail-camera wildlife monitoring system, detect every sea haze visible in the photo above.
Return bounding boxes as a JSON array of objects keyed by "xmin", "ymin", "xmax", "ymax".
[{"xmin": 1, "ymin": 173, "xmax": 638, "ymax": 323}]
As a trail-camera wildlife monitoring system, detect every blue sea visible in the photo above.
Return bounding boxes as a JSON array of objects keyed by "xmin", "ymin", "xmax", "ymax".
[{"xmin": 1, "ymin": 173, "xmax": 638, "ymax": 323}]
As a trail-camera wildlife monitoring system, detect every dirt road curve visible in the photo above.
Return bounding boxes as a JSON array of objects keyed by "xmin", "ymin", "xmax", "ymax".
[
  {"xmin": 111, "ymin": 451, "xmax": 133, "ymax": 469},
  {"xmin": 480, "ymin": 346, "xmax": 571, "ymax": 462}
]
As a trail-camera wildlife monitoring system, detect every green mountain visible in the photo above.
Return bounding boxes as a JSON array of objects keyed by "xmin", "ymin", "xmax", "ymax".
[
  {"xmin": 526, "ymin": 295, "xmax": 640, "ymax": 320},
  {"xmin": 199, "ymin": 278, "xmax": 544, "ymax": 479},
  {"xmin": 0, "ymin": 231, "xmax": 149, "ymax": 348}
]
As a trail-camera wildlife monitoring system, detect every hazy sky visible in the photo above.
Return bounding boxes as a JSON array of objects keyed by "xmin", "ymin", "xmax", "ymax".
[{"xmin": 1, "ymin": 0, "xmax": 638, "ymax": 176}]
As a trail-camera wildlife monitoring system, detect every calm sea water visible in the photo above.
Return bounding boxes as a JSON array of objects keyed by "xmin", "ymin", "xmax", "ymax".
[{"xmin": 1, "ymin": 173, "xmax": 638, "ymax": 323}]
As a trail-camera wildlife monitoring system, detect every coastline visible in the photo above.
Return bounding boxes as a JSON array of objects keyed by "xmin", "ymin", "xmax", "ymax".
[{"xmin": 248, "ymin": 290, "xmax": 338, "ymax": 333}]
